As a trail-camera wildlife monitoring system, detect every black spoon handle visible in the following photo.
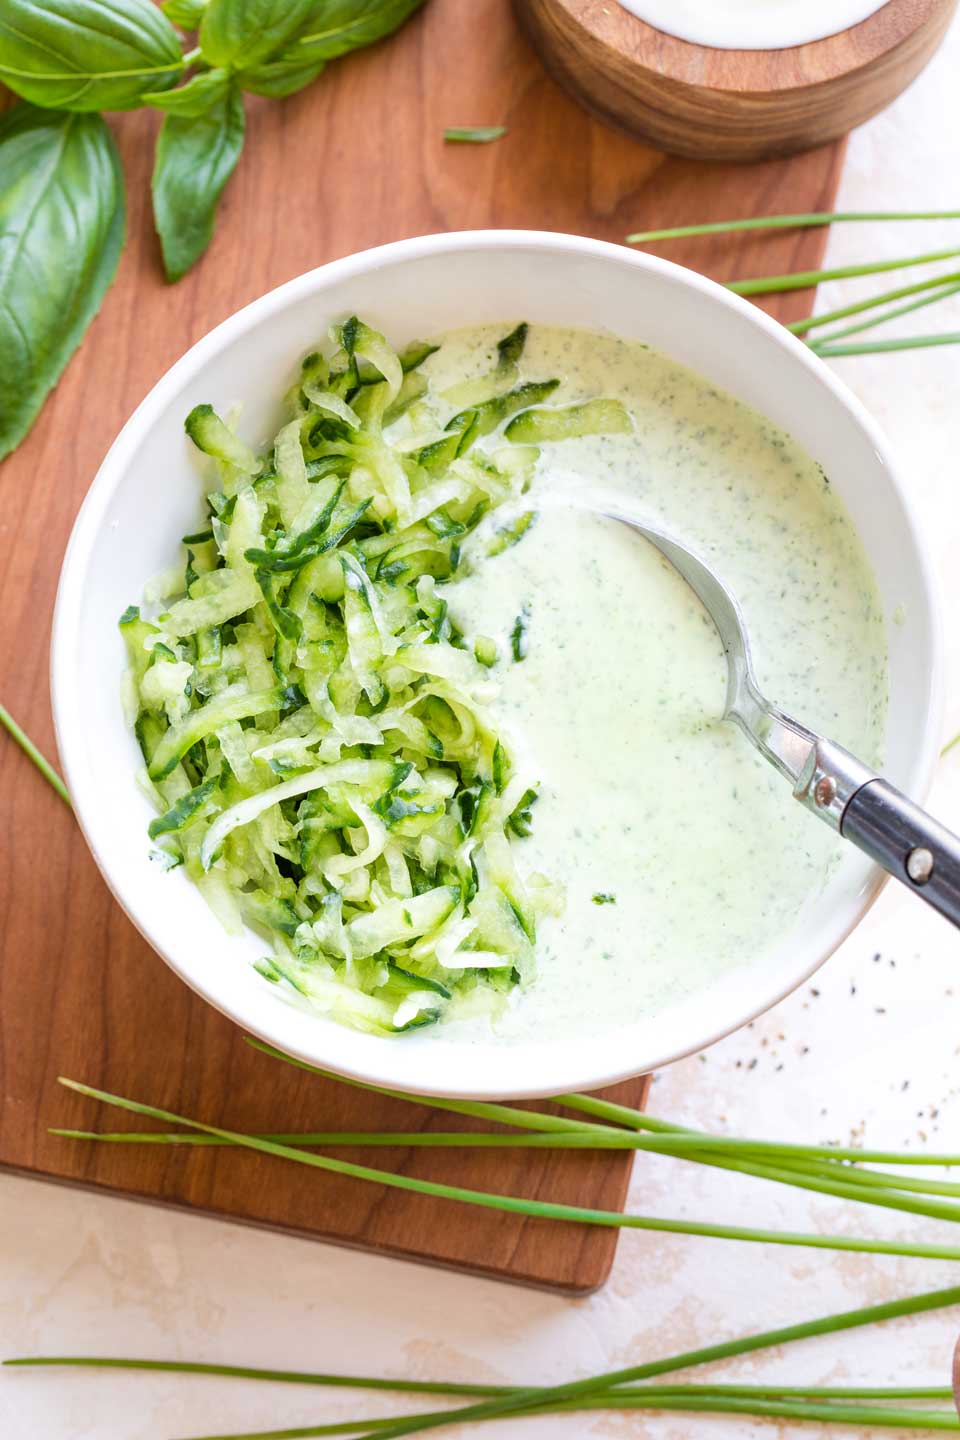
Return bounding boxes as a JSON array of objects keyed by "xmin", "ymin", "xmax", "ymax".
[
  {"xmin": 840, "ymin": 778, "xmax": 960, "ymax": 928},
  {"xmin": 793, "ymin": 736, "xmax": 960, "ymax": 929}
]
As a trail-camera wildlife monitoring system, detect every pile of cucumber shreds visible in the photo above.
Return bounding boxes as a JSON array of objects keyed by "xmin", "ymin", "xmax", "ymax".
[{"xmin": 122, "ymin": 318, "xmax": 630, "ymax": 1035}]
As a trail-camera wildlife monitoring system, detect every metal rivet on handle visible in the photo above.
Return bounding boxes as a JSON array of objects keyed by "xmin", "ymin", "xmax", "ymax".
[
  {"xmin": 906, "ymin": 847, "xmax": 935, "ymax": 885},
  {"xmin": 814, "ymin": 776, "xmax": 837, "ymax": 808}
]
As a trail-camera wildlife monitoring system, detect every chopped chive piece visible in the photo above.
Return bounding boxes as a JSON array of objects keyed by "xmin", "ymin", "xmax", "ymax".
[
  {"xmin": 510, "ymin": 606, "xmax": 530, "ymax": 662},
  {"xmin": 592, "ymin": 892, "xmax": 616, "ymax": 905},
  {"xmin": 443, "ymin": 125, "xmax": 507, "ymax": 143}
]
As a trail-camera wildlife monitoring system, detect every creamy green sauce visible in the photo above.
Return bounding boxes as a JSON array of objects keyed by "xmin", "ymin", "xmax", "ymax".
[{"xmin": 424, "ymin": 324, "xmax": 887, "ymax": 1041}]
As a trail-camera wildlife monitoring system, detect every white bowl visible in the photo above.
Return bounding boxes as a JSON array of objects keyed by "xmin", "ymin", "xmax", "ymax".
[{"xmin": 52, "ymin": 231, "xmax": 943, "ymax": 1100}]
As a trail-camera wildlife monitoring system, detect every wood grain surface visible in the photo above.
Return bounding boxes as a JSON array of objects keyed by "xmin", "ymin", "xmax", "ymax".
[
  {"xmin": 0, "ymin": 0, "xmax": 843, "ymax": 1293},
  {"xmin": 515, "ymin": 0, "xmax": 958, "ymax": 161}
]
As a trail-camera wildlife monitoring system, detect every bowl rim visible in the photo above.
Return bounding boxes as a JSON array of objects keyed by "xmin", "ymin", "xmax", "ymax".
[{"xmin": 51, "ymin": 228, "xmax": 945, "ymax": 1099}]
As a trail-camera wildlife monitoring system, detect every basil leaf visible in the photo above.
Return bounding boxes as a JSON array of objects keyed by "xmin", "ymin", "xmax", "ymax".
[
  {"xmin": 144, "ymin": 67, "xmax": 230, "ymax": 115},
  {"xmin": 0, "ymin": 0, "xmax": 184, "ymax": 112},
  {"xmin": 152, "ymin": 84, "xmax": 245, "ymax": 282},
  {"xmin": 237, "ymin": 54, "xmax": 325, "ymax": 99},
  {"xmin": 163, "ymin": 0, "xmax": 208, "ymax": 26},
  {"xmin": 199, "ymin": 0, "xmax": 318, "ymax": 70},
  {"xmin": 0, "ymin": 105, "xmax": 125, "ymax": 461},
  {"xmin": 293, "ymin": 0, "xmax": 428, "ymax": 60}
]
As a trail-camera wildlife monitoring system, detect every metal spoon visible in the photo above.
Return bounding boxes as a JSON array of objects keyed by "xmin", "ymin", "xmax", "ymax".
[{"xmin": 607, "ymin": 509, "xmax": 960, "ymax": 928}]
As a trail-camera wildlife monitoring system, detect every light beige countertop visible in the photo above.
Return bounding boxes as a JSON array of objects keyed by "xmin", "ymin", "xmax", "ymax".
[{"xmin": 4, "ymin": 21, "xmax": 960, "ymax": 1437}]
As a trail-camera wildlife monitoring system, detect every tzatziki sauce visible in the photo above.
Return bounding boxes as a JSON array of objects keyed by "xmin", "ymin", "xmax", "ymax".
[{"xmin": 424, "ymin": 324, "xmax": 887, "ymax": 1041}]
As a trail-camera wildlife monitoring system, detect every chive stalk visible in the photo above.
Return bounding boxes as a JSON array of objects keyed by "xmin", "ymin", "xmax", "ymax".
[
  {"xmin": 180, "ymin": 1395, "xmax": 960, "ymax": 1440},
  {"xmin": 169, "ymin": 1283, "xmax": 960, "ymax": 1440},
  {"xmin": 788, "ymin": 269, "xmax": 960, "ymax": 334},
  {"xmin": 54, "ymin": 1117, "xmax": 960, "ymax": 1168},
  {"xmin": 246, "ymin": 1041, "xmax": 960, "ymax": 1204},
  {"xmin": 52, "ymin": 1125, "xmax": 960, "ymax": 1216},
  {"xmin": 51, "ymin": 1124, "xmax": 960, "ymax": 1200},
  {"xmin": 13, "ymin": 1287, "xmax": 960, "ymax": 1439},
  {"xmin": 252, "ymin": 1042, "xmax": 960, "ymax": 1169},
  {"xmin": 809, "ymin": 281, "xmax": 960, "ymax": 348},
  {"xmin": 54, "ymin": 1078, "xmax": 960, "ymax": 1264},
  {"xmin": 254, "ymin": 1042, "xmax": 960, "ymax": 1168},
  {"xmin": 6, "ymin": 1357, "xmax": 954, "ymax": 1406},
  {"xmin": 728, "ymin": 247, "xmax": 960, "ymax": 297},
  {"xmin": 50, "ymin": 1124, "xmax": 960, "ymax": 1173},
  {"xmin": 0, "ymin": 701, "xmax": 71, "ymax": 807},
  {"xmin": 626, "ymin": 210, "xmax": 960, "ymax": 244},
  {"xmin": 814, "ymin": 331, "xmax": 960, "ymax": 357}
]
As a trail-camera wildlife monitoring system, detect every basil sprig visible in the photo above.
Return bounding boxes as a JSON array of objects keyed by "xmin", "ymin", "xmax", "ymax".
[{"xmin": 0, "ymin": 0, "xmax": 428, "ymax": 461}]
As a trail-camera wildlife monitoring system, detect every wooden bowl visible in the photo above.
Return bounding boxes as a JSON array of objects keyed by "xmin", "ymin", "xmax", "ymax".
[{"xmin": 513, "ymin": 0, "xmax": 958, "ymax": 161}]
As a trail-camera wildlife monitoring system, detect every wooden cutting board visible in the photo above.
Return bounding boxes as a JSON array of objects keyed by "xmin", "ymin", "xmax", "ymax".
[{"xmin": 0, "ymin": 0, "xmax": 843, "ymax": 1294}]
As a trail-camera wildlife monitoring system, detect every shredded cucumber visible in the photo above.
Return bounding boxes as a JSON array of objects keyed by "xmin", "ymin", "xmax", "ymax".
[
  {"xmin": 505, "ymin": 397, "xmax": 632, "ymax": 443},
  {"xmin": 122, "ymin": 320, "xmax": 629, "ymax": 1035}
]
